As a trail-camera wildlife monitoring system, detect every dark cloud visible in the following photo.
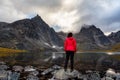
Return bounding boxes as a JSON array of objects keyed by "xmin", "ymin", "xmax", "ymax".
[
  {"xmin": 103, "ymin": 9, "xmax": 120, "ymax": 25},
  {"xmin": 75, "ymin": 0, "xmax": 120, "ymax": 34},
  {"xmin": 0, "ymin": 0, "xmax": 120, "ymax": 34}
]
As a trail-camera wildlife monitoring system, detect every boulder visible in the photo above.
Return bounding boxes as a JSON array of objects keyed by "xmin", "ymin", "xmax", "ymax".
[
  {"xmin": 29, "ymin": 71, "xmax": 39, "ymax": 76},
  {"xmin": 13, "ymin": 66, "xmax": 24, "ymax": 72},
  {"xmin": 53, "ymin": 69, "xmax": 81, "ymax": 80},
  {"xmin": 0, "ymin": 65, "xmax": 9, "ymax": 70},
  {"xmin": 26, "ymin": 74, "xmax": 39, "ymax": 80},
  {"xmin": 24, "ymin": 66, "xmax": 36, "ymax": 72}
]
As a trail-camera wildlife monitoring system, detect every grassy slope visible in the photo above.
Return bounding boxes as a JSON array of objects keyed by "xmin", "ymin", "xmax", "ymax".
[
  {"xmin": 0, "ymin": 47, "xmax": 27, "ymax": 57},
  {"xmin": 109, "ymin": 43, "xmax": 120, "ymax": 52},
  {"xmin": 77, "ymin": 42, "xmax": 120, "ymax": 52}
]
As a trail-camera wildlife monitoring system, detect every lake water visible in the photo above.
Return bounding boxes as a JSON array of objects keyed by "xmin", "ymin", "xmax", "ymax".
[{"xmin": 0, "ymin": 52, "xmax": 120, "ymax": 71}]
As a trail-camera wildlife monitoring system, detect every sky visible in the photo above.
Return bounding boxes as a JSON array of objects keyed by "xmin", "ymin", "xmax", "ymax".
[{"xmin": 0, "ymin": 0, "xmax": 120, "ymax": 35}]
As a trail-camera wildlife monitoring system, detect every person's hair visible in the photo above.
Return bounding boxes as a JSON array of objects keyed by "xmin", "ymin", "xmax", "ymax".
[{"xmin": 67, "ymin": 32, "xmax": 73, "ymax": 37}]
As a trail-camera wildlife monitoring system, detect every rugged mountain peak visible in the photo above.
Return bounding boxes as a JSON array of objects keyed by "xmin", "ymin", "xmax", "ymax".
[
  {"xmin": 108, "ymin": 31, "xmax": 120, "ymax": 43},
  {"xmin": 81, "ymin": 24, "xmax": 96, "ymax": 29},
  {"xmin": 31, "ymin": 14, "xmax": 42, "ymax": 21},
  {"xmin": 80, "ymin": 24, "xmax": 103, "ymax": 35},
  {"xmin": 75, "ymin": 24, "xmax": 112, "ymax": 50},
  {"xmin": 109, "ymin": 31, "xmax": 120, "ymax": 36},
  {"xmin": 33, "ymin": 14, "xmax": 41, "ymax": 19},
  {"xmin": 0, "ymin": 15, "xmax": 63, "ymax": 50}
]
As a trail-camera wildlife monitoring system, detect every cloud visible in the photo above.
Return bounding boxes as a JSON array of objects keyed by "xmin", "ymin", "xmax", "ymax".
[
  {"xmin": 73, "ymin": 0, "xmax": 120, "ymax": 34},
  {"xmin": 0, "ymin": 0, "xmax": 26, "ymax": 22},
  {"xmin": 0, "ymin": 0, "xmax": 120, "ymax": 34}
]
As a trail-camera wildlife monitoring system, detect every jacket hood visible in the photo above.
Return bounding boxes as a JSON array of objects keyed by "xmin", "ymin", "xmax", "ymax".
[{"xmin": 67, "ymin": 37, "xmax": 74, "ymax": 40}]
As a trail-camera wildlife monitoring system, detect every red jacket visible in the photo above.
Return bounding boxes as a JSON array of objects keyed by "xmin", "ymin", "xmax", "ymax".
[{"xmin": 64, "ymin": 37, "xmax": 76, "ymax": 52}]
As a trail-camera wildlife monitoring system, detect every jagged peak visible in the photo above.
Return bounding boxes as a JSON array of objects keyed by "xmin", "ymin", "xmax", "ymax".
[
  {"xmin": 80, "ymin": 24, "xmax": 98, "ymax": 33},
  {"xmin": 109, "ymin": 30, "xmax": 120, "ymax": 37},
  {"xmin": 78, "ymin": 24, "xmax": 105, "ymax": 35},
  {"xmin": 31, "ymin": 14, "xmax": 42, "ymax": 20},
  {"xmin": 81, "ymin": 24, "xmax": 97, "ymax": 29}
]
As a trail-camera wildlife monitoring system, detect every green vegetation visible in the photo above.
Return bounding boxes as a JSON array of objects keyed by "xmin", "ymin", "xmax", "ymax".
[
  {"xmin": 77, "ymin": 43, "xmax": 120, "ymax": 52},
  {"xmin": 0, "ymin": 47, "xmax": 27, "ymax": 57},
  {"xmin": 109, "ymin": 43, "xmax": 120, "ymax": 52}
]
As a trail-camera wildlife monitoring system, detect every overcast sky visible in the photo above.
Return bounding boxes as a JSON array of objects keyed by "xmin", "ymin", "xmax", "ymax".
[{"xmin": 0, "ymin": 0, "xmax": 120, "ymax": 35}]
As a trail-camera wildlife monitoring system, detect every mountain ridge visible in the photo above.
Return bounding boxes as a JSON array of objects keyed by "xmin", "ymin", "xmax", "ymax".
[
  {"xmin": 0, "ymin": 15, "xmax": 63, "ymax": 51},
  {"xmin": 58, "ymin": 24, "xmax": 120, "ymax": 51},
  {"xmin": 0, "ymin": 15, "xmax": 120, "ymax": 51}
]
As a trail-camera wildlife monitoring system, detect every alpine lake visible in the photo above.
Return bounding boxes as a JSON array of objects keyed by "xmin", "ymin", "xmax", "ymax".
[{"xmin": 0, "ymin": 51, "xmax": 120, "ymax": 72}]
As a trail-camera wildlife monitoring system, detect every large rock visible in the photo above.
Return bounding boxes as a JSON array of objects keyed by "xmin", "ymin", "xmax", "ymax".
[
  {"xmin": 84, "ymin": 71, "xmax": 101, "ymax": 80},
  {"xmin": 41, "ymin": 68, "xmax": 54, "ymax": 75},
  {"xmin": 0, "ymin": 70, "xmax": 9, "ymax": 79},
  {"xmin": 0, "ymin": 61, "xmax": 6, "ymax": 65},
  {"xmin": 116, "ymin": 73, "xmax": 120, "ymax": 80},
  {"xmin": 26, "ymin": 74, "xmax": 39, "ymax": 80},
  {"xmin": 13, "ymin": 65, "xmax": 24, "ymax": 72},
  {"xmin": 101, "ymin": 77, "xmax": 114, "ymax": 80},
  {"xmin": 24, "ymin": 66, "xmax": 36, "ymax": 72},
  {"xmin": 29, "ymin": 71, "xmax": 39, "ymax": 76},
  {"xmin": 106, "ymin": 68, "xmax": 116, "ymax": 78},
  {"xmin": 52, "ymin": 69, "xmax": 81, "ymax": 80},
  {"xmin": 0, "ymin": 65, "xmax": 9, "ymax": 70},
  {"xmin": 0, "ymin": 70, "xmax": 20, "ymax": 80}
]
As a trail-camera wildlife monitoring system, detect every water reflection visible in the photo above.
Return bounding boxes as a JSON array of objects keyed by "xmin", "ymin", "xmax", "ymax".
[
  {"xmin": 107, "ymin": 52, "xmax": 113, "ymax": 55},
  {"xmin": 0, "ymin": 52, "xmax": 120, "ymax": 71},
  {"xmin": 106, "ymin": 52, "xmax": 120, "ymax": 55}
]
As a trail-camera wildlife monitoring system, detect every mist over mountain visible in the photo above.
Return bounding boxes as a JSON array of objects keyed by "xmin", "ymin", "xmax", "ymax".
[{"xmin": 0, "ymin": 15, "xmax": 63, "ymax": 51}]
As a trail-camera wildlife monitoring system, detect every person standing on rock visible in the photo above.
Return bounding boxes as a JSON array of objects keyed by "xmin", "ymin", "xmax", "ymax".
[{"xmin": 64, "ymin": 32, "xmax": 77, "ymax": 72}]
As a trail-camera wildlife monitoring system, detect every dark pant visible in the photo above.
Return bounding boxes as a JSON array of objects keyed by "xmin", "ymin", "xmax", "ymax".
[{"xmin": 64, "ymin": 51, "xmax": 74, "ymax": 71}]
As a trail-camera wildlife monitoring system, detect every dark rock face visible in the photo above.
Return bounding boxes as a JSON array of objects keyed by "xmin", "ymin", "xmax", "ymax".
[
  {"xmin": 0, "ymin": 15, "xmax": 63, "ymax": 50},
  {"xmin": 57, "ymin": 31, "xmax": 67, "ymax": 40},
  {"xmin": 75, "ymin": 25, "xmax": 112, "ymax": 50},
  {"xmin": 108, "ymin": 31, "xmax": 120, "ymax": 43}
]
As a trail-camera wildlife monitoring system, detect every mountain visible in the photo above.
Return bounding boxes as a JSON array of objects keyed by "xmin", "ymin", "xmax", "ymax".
[
  {"xmin": 0, "ymin": 22, "xmax": 8, "ymax": 27},
  {"xmin": 108, "ymin": 31, "xmax": 120, "ymax": 43},
  {"xmin": 57, "ymin": 31, "xmax": 67, "ymax": 40},
  {"xmin": 75, "ymin": 25, "xmax": 113, "ymax": 51},
  {"xmin": 0, "ymin": 15, "xmax": 63, "ymax": 51},
  {"xmin": 57, "ymin": 25, "xmax": 113, "ymax": 51}
]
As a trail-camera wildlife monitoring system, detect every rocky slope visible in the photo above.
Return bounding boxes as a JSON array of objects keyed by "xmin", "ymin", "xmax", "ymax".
[
  {"xmin": 75, "ymin": 25, "xmax": 113, "ymax": 51},
  {"xmin": 57, "ymin": 31, "xmax": 67, "ymax": 40},
  {"xmin": 108, "ymin": 31, "xmax": 120, "ymax": 43},
  {"xmin": 0, "ymin": 15, "xmax": 63, "ymax": 51}
]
